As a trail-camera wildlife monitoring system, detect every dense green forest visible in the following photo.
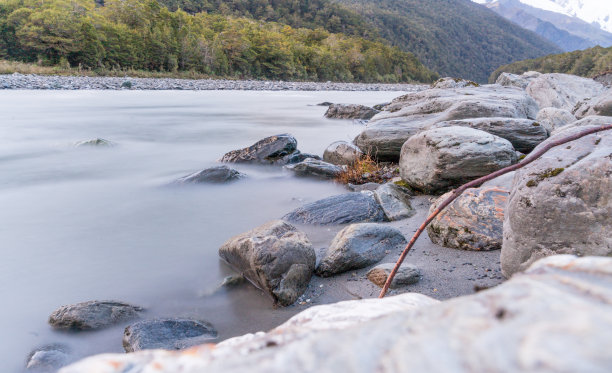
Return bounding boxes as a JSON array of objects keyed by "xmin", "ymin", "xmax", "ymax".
[
  {"xmin": 489, "ymin": 46, "xmax": 612, "ymax": 82},
  {"xmin": 0, "ymin": 0, "xmax": 438, "ymax": 82}
]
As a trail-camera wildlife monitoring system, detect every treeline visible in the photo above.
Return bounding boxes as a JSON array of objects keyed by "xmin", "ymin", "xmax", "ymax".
[
  {"xmin": 489, "ymin": 46, "xmax": 612, "ymax": 83},
  {"xmin": 0, "ymin": 0, "xmax": 438, "ymax": 82}
]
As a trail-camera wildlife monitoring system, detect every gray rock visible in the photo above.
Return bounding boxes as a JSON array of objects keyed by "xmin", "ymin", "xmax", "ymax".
[
  {"xmin": 174, "ymin": 166, "xmax": 244, "ymax": 184},
  {"xmin": 501, "ymin": 125, "xmax": 612, "ymax": 277},
  {"xmin": 220, "ymin": 134, "xmax": 298, "ymax": 164},
  {"xmin": 60, "ymin": 255, "xmax": 612, "ymax": 373},
  {"xmin": 374, "ymin": 183, "xmax": 415, "ymax": 221},
  {"xmin": 286, "ymin": 158, "xmax": 344, "ymax": 179},
  {"xmin": 536, "ymin": 107, "xmax": 576, "ymax": 135},
  {"xmin": 428, "ymin": 186, "xmax": 509, "ymax": 251},
  {"xmin": 74, "ymin": 138, "xmax": 115, "ymax": 147},
  {"xmin": 283, "ymin": 151, "xmax": 321, "ymax": 164},
  {"xmin": 123, "ymin": 319, "xmax": 218, "ymax": 352},
  {"xmin": 26, "ymin": 344, "xmax": 70, "ymax": 371},
  {"xmin": 399, "ymin": 127, "xmax": 517, "ymax": 194},
  {"xmin": 550, "ymin": 115, "xmax": 612, "ymax": 136},
  {"xmin": 428, "ymin": 117, "xmax": 548, "ymax": 153},
  {"xmin": 323, "ymin": 141, "xmax": 363, "ymax": 165},
  {"xmin": 431, "ymin": 77, "xmax": 479, "ymax": 89},
  {"xmin": 324, "ymin": 104, "xmax": 379, "ymax": 120},
  {"xmin": 283, "ymin": 192, "xmax": 386, "ymax": 225},
  {"xmin": 48, "ymin": 301, "xmax": 143, "ymax": 331},
  {"xmin": 372, "ymin": 102, "xmax": 390, "ymax": 111},
  {"xmin": 495, "ymin": 71, "xmax": 541, "ymax": 89},
  {"xmin": 481, "ymin": 171, "xmax": 516, "ymax": 190},
  {"xmin": 572, "ymin": 89, "xmax": 612, "ymax": 119},
  {"xmin": 317, "ymin": 102, "xmax": 333, "ymax": 106},
  {"xmin": 218, "ymin": 220, "xmax": 315, "ymax": 306},
  {"xmin": 347, "ymin": 182, "xmax": 381, "ymax": 192},
  {"xmin": 316, "ymin": 223, "xmax": 407, "ymax": 277},
  {"xmin": 366, "ymin": 263, "xmax": 420, "ymax": 288},
  {"xmin": 526, "ymin": 73, "xmax": 606, "ymax": 111}
]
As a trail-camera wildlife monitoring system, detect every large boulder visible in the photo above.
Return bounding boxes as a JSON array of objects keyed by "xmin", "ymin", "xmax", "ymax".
[
  {"xmin": 431, "ymin": 77, "xmax": 479, "ymax": 89},
  {"xmin": 316, "ymin": 223, "xmax": 407, "ymax": 277},
  {"xmin": 550, "ymin": 115, "xmax": 612, "ymax": 136},
  {"xmin": 174, "ymin": 166, "xmax": 244, "ymax": 184},
  {"xmin": 366, "ymin": 263, "xmax": 420, "ymax": 288},
  {"xmin": 428, "ymin": 117, "xmax": 548, "ymax": 153},
  {"xmin": 399, "ymin": 127, "xmax": 517, "ymax": 194},
  {"xmin": 373, "ymin": 183, "xmax": 415, "ymax": 221},
  {"xmin": 536, "ymin": 107, "xmax": 576, "ymax": 135},
  {"xmin": 526, "ymin": 73, "xmax": 606, "ymax": 111},
  {"xmin": 285, "ymin": 158, "xmax": 344, "ymax": 179},
  {"xmin": 427, "ymin": 186, "xmax": 509, "ymax": 251},
  {"xmin": 501, "ymin": 125, "xmax": 612, "ymax": 277},
  {"xmin": 495, "ymin": 71, "xmax": 541, "ymax": 89},
  {"xmin": 123, "ymin": 319, "xmax": 218, "ymax": 352},
  {"xmin": 48, "ymin": 301, "xmax": 143, "ymax": 331},
  {"xmin": 572, "ymin": 89, "xmax": 612, "ymax": 119},
  {"xmin": 283, "ymin": 192, "xmax": 386, "ymax": 225},
  {"xmin": 323, "ymin": 141, "xmax": 363, "ymax": 165},
  {"xmin": 324, "ymin": 104, "xmax": 379, "ymax": 120},
  {"xmin": 218, "ymin": 220, "xmax": 315, "ymax": 306},
  {"xmin": 60, "ymin": 255, "xmax": 612, "ymax": 373},
  {"xmin": 220, "ymin": 134, "xmax": 298, "ymax": 164}
]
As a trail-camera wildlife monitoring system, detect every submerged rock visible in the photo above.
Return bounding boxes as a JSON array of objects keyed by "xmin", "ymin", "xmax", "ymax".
[
  {"xmin": 219, "ymin": 220, "xmax": 315, "ymax": 306},
  {"xmin": 48, "ymin": 301, "xmax": 143, "ymax": 331},
  {"xmin": 428, "ymin": 186, "xmax": 509, "ymax": 251},
  {"xmin": 286, "ymin": 158, "xmax": 344, "ymax": 179},
  {"xmin": 174, "ymin": 166, "xmax": 244, "ymax": 184},
  {"xmin": 283, "ymin": 192, "xmax": 386, "ymax": 225},
  {"xmin": 26, "ymin": 344, "xmax": 70, "ymax": 371},
  {"xmin": 316, "ymin": 223, "xmax": 407, "ymax": 277},
  {"xmin": 399, "ymin": 127, "xmax": 517, "ymax": 194},
  {"xmin": 502, "ymin": 125, "xmax": 612, "ymax": 277},
  {"xmin": 324, "ymin": 104, "xmax": 379, "ymax": 120},
  {"xmin": 74, "ymin": 138, "xmax": 115, "ymax": 147},
  {"xmin": 123, "ymin": 319, "xmax": 218, "ymax": 352},
  {"xmin": 373, "ymin": 183, "xmax": 415, "ymax": 221},
  {"xmin": 220, "ymin": 134, "xmax": 298, "ymax": 164},
  {"xmin": 366, "ymin": 263, "xmax": 420, "ymax": 288},
  {"xmin": 323, "ymin": 141, "xmax": 363, "ymax": 165}
]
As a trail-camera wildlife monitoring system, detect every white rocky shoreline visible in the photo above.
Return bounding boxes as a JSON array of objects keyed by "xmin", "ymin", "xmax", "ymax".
[{"xmin": 0, "ymin": 73, "xmax": 425, "ymax": 91}]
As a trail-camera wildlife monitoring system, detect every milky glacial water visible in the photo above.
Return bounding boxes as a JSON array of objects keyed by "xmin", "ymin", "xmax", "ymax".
[{"xmin": 0, "ymin": 90, "xmax": 407, "ymax": 372}]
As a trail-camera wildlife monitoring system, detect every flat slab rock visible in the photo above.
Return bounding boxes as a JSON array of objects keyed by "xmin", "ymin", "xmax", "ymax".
[
  {"xmin": 428, "ymin": 186, "xmax": 509, "ymax": 251},
  {"xmin": 60, "ymin": 255, "xmax": 612, "ymax": 373},
  {"xmin": 285, "ymin": 158, "xmax": 344, "ymax": 179},
  {"xmin": 219, "ymin": 134, "xmax": 298, "ymax": 164},
  {"xmin": 283, "ymin": 192, "xmax": 386, "ymax": 225},
  {"xmin": 366, "ymin": 263, "xmax": 420, "ymax": 289},
  {"xmin": 48, "ymin": 301, "xmax": 143, "ymax": 331},
  {"xmin": 324, "ymin": 104, "xmax": 379, "ymax": 120},
  {"xmin": 123, "ymin": 319, "xmax": 218, "ymax": 352},
  {"xmin": 174, "ymin": 166, "xmax": 244, "ymax": 184},
  {"xmin": 316, "ymin": 223, "xmax": 407, "ymax": 277}
]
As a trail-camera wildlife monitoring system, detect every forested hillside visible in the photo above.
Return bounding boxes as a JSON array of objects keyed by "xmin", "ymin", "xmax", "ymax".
[
  {"xmin": 0, "ymin": 0, "xmax": 437, "ymax": 82},
  {"xmin": 489, "ymin": 46, "xmax": 612, "ymax": 82}
]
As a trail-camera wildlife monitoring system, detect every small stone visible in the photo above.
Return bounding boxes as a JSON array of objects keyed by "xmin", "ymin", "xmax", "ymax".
[{"xmin": 367, "ymin": 263, "xmax": 420, "ymax": 288}]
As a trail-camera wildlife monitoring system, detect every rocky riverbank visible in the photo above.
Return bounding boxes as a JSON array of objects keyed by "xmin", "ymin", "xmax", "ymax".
[{"xmin": 0, "ymin": 73, "xmax": 425, "ymax": 91}]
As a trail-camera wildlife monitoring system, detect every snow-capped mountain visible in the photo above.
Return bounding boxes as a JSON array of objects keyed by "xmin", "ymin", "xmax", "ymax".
[{"xmin": 474, "ymin": 0, "xmax": 612, "ymax": 33}]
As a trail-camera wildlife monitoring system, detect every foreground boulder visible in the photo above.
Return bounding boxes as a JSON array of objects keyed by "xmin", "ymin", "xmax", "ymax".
[
  {"xmin": 428, "ymin": 186, "xmax": 509, "ymax": 251},
  {"xmin": 324, "ymin": 104, "xmax": 379, "ymax": 120},
  {"xmin": 323, "ymin": 141, "xmax": 363, "ymax": 165},
  {"xmin": 60, "ymin": 255, "xmax": 612, "ymax": 373},
  {"xmin": 366, "ymin": 263, "xmax": 420, "ymax": 288},
  {"xmin": 501, "ymin": 125, "xmax": 612, "ymax": 277},
  {"xmin": 26, "ymin": 344, "xmax": 70, "ymax": 371},
  {"xmin": 399, "ymin": 127, "xmax": 517, "ymax": 194},
  {"xmin": 526, "ymin": 73, "xmax": 605, "ymax": 111},
  {"xmin": 373, "ymin": 183, "xmax": 415, "ymax": 221},
  {"xmin": 123, "ymin": 319, "xmax": 218, "ymax": 352},
  {"xmin": 219, "ymin": 220, "xmax": 315, "ymax": 306},
  {"xmin": 49, "ymin": 301, "xmax": 143, "ymax": 331},
  {"xmin": 174, "ymin": 166, "xmax": 244, "ymax": 184},
  {"xmin": 429, "ymin": 117, "xmax": 548, "ymax": 153},
  {"xmin": 283, "ymin": 192, "xmax": 386, "ymax": 225},
  {"xmin": 220, "ymin": 134, "xmax": 298, "ymax": 164},
  {"xmin": 316, "ymin": 223, "xmax": 407, "ymax": 277},
  {"xmin": 285, "ymin": 158, "xmax": 344, "ymax": 179},
  {"xmin": 535, "ymin": 107, "xmax": 576, "ymax": 135}
]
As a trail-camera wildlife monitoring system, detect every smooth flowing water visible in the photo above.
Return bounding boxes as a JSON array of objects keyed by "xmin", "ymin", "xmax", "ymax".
[{"xmin": 0, "ymin": 90, "xmax": 406, "ymax": 372}]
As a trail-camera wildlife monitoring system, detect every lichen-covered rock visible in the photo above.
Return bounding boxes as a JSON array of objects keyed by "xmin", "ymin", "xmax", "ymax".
[
  {"xmin": 550, "ymin": 115, "xmax": 612, "ymax": 136},
  {"xmin": 123, "ymin": 319, "xmax": 218, "ymax": 352},
  {"xmin": 48, "ymin": 301, "xmax": 143, "ymax": 331},
  {"xmin": 501, "ymin": 125, "xmax": 612, "ymax": 277},
  {"xmin": 536, "ymin": 107, "xmax": 576, "ymax": 135},
  {"xmin": 220, "ymin": 134, "xmax": 298, "ymax": 164},
  {"xmin": 374, "ymin": 183, "xmax": 415, "ymax": 221},
  {"xmin": 286, "ymin": 158, "xmax": 344, "ymax": 179},
  {"xmin": 526, "ymin": 73, "xmax": 606, "ymax": 111},
  {"xmin": 323, "ymin": 141, "xmax": 363, "ymax": 165},
  {"xmin": 399, "ymin": 127, "xmax": 517, "ymax": 194},
  {"xmin": 316, "ymin": 223, "xmax": 407, "ymax": 277},
  {"xmin": 174, "ymin": 166, "xmax": 244, "ymax": 184},
  {"xmin": 283, "ymin": 192, "xmax": 386, "ymax": 225},
  {"xmin": 59, "ymin": 255, "xmax": 612, "ymax": 373},
  {"xmin": 431, "ymin": 77, "xmax": 479, "ymax": 89},
  {"xmin": 26, "ymin": 344, "xmax": 70, "ymax": 371},
  {"xmin": 219, "ymin": 220, "xmax": 315, "ymax": 306},
  {"xmin": 572, "ymin": 89, "xmax": 612, "ymax": 119},
  {"xmin": 324, "ymin": 104, "xmax": 379, "ymax": 120},
  {"xmin": 428, "ymin": 186, "xmax": 509, "ymax": 251},
  {"xmin": 429, "ymin": 117, "xmax": 548, "ymax": 153},
  {"xmin": 366, "ymin": 263, "xmax": 420, "ymax": 288}
]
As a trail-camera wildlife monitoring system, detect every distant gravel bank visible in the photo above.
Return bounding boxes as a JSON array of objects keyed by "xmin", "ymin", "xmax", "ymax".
[{"xmin": 0, "ymin": 73, "xmax": 426, "ymax": 91}]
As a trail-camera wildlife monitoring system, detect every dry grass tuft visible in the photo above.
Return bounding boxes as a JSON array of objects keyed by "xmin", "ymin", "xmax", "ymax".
[{"xmin": 336, "ymin": 154, "xmax": 397, "ymax": 185}]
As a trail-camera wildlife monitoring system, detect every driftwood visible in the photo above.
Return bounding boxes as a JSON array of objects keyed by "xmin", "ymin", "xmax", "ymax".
[{"xmin": 379, "ymin": 124, "xmax": 612, "ymax": 298}]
